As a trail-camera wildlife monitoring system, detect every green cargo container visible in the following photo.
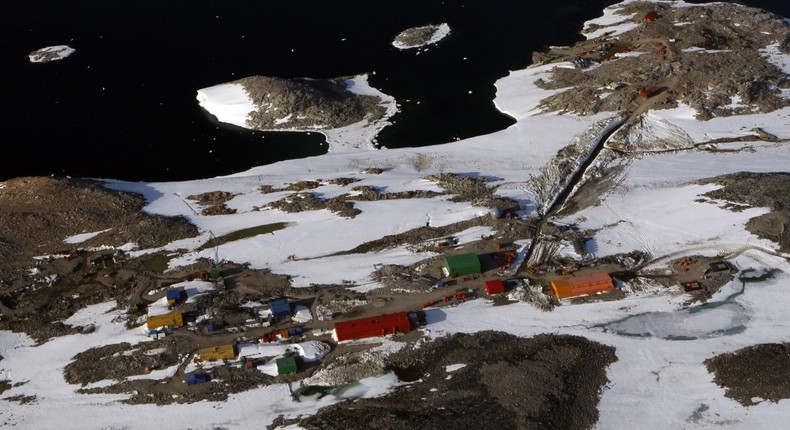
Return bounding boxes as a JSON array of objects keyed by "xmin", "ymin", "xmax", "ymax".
[
  {"xmin": 443, "ymin": 253, "xmax": 481, "ymax": 277},
  {"xmin": 276, "ymin": 356, "xmax": 297, "ymax": 375}
]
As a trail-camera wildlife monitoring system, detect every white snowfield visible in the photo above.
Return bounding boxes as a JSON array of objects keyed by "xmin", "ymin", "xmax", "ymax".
[{"xmin": 4, "ymin": 0, "xmax": 790, "ymax": 428}]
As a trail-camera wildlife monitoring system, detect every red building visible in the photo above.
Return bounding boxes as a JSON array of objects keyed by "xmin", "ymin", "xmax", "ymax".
[
  {"xmin": 484, "ymin": 279, "xmax": 505, "ymax": 295},
  {"xmin": 640, "ymin": 85, "xmax": 661, "ymax": 99},
  {"xmin": 333, "ymin": 312, "xmax": 412, "ymax": 342}
]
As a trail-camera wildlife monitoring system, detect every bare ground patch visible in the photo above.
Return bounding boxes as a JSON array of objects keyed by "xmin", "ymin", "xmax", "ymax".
[
  {"xmin": 187, "ymin": 191, "xmax": 237, "ymax": 215},
  {"xmin": 0, "ymin": 177, "xmax": 198, "ymax": 285},
  {"xmin": 697, "ymin": 172, "xmax": 790, "ymax": 251},
  {"xmin": 296, "ymin": 331, "xmax": 616, "ymax": 430},
  {"xmin": 706, "ymin": 343, "xmax": 790, "ymax": 406}
]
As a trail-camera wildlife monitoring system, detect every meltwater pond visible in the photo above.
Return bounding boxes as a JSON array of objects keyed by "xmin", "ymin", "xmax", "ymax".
[
  {"xmin": 599, "ymin": 272, "xmax": 764, "ymax": 340},
  {"xmin": 597, "ymin": 263, "xmax": 790, "ymax": 340},
  {"xmin": 601, "ymin": 301, "xmax": 748, "ymax": 340}
]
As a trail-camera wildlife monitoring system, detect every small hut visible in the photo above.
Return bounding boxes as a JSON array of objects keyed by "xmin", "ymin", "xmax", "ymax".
[
  {"xmin": 484, "ymin": 279, "xmax": 506, "ymax": 295},
  {"xmin": 276, "ymin": 357, "xmax": 297, "ymax": 375},
  {"xmin": 443, "ymin": 253, "xmax": 481, "ymax": 277}
]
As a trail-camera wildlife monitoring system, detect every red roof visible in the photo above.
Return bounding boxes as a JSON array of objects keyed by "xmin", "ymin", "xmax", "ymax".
[
  {"xmin": 333, "ymin": 312, "xmax": 412, "ymax": 342},
  {"xmin": 484, "ymin": 279, "xmax": 505, "ymax": 295},
  {"xmin": 644, "ymin": 11, "xmax": 659, "ymax": 22}
]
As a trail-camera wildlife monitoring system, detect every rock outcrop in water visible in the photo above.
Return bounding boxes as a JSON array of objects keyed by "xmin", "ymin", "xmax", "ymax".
[
  {"xmin": 28, "ymin": 45, "xmax": 75, "ymax": 63},
  {"xmin": 392, "ymin": 23, "xmax": 451, "ymax": 50},
  {"xmin": 240, "ymin": 76, "xmax": 388, "ymax": 133},
  {"xmin": 198, "ymin": 74, "xmax": 396, "ymax": 152}
]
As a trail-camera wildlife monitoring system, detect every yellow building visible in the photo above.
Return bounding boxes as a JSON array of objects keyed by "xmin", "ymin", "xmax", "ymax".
[
  {"xmin": 198, "ymin": 344, "xmax": 237, "ymax": 361},
  {"xmin": 146, "ymin": 311, "xmax": 184, "ymax": 330}
]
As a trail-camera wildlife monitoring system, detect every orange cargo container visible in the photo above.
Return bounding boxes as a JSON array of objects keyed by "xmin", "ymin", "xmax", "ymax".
[{"xmin": 550, "ymin": 273, "xmax": 615, "ymax": 299}]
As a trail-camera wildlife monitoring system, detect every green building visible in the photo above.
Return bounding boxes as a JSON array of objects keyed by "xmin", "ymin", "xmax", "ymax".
[
  {"xmin": 443, "ymin": 253, "xmax": 481, "ymax": 277},
  {"xmin": 276, "ymin": 356, "xmax": 297, "ymax": 375}
]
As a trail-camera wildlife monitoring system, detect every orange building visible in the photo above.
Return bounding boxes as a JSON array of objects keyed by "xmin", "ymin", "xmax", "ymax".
[{"xmin": 550, "ymin": 273, "xmax": 614, "ymax": 299}]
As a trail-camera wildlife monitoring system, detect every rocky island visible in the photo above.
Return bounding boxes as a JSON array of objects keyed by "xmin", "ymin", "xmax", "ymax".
[
  {"xmin": 27, "ymin": 45, "xmax": 75, "ymax": 63},
  {"xmin": 392, "ymin": 23, "xmax": 451, "ymax": 50},
  {"xmin": 196, "ymin": 74, "xmax": 396, "ymax": 152}
]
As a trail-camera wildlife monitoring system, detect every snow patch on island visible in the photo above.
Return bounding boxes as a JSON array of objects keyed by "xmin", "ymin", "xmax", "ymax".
[{"xmin": 196, "ymin": 83, "xmax": 257, "ymax": 129}]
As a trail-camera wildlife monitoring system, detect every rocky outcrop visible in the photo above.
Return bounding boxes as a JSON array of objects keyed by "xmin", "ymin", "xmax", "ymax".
[
  {"xmin": 28, "ymin": 45, "xmax": 75, "ymax": 63},
  {"xmin": 392, "ymin": 23, "xmax": 451, "ymax": 50},
  {"xmin": 198, "ymin": 74, "xmax": 396, "ymax": 152}
]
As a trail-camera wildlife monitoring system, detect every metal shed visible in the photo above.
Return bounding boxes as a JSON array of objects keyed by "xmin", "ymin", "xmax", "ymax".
[
  {"xmin": 269, "ymin": 299, "xmax": 291, "ymax": 317},
  {"xmin": 443, "ymin": 253, "xmax": 481, "ymax": 278},
  {"xmin": 276, "ymin": 356, "xmax": 297, "ymax": 375},
  {"xmin": 146, "ymin": 311, "xmax": 184, "ymax": 330},
  {"xmin": 198, "ymin": 344, "xmax": 236, "ymax": 361},
  {"xmin": 186, "ymin": 373, "xmax": 211, "ymax": 385},
  {"xmin": 166, "ymin": 289, "xmax": 181, "ymax": 305},
  {"xmin": 484, "ymin": 279, "xmax": 505, "ymax": 295}
]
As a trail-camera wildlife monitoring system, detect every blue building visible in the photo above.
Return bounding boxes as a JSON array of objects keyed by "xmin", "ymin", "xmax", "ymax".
[
  {"xmin": 186, "ymin": 373, "xmax": 211, "ymax": 385},
  {"xmin": 269, "ymin": 299, "xmax": 291, "ymax": 318},
  {"xmin": 166, "ymin": 289, "xmax": 182, "ymax": 305}
]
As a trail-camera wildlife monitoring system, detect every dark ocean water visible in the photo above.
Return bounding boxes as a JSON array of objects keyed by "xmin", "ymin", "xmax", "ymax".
[{"xmin": 2, "ymin": 0, "xmax": 788, "ymax": 181}]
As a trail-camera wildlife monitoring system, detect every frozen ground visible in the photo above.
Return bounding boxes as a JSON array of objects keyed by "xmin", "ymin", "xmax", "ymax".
[{"xmin": 4, "ymin": 0, "xmax": 790, "ymax": 428}]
